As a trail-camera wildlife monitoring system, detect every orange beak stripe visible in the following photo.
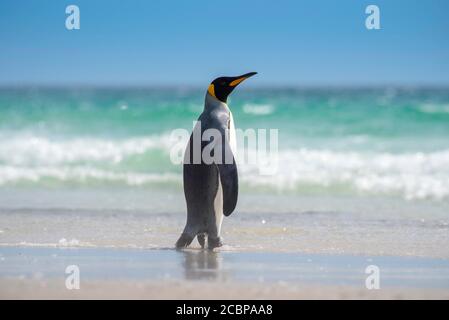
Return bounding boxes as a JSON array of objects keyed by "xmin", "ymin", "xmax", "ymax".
[{"xmin": 229, "ymin": 77, "xmax": 247, "ymax": 87}]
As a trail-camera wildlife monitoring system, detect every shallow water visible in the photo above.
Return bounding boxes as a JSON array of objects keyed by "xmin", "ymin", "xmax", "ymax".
[
  {"xmin": 0, "ymin": 189, "xmax": 448, "ymax": 258},
  {"xmin": 1, "ymin": 247, "xmax": 449, "ymax": 289}
]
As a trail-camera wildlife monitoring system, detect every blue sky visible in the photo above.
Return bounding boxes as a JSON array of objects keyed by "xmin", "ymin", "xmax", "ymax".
[{"xmin": 0, "ymin": 0, "xmax": 448, "ymax": 86}]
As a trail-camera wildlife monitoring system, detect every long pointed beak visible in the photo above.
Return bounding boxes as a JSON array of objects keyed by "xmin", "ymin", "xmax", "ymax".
[{"xmin": 229, "ymin": 72, "xmax": 257, "ymax": 87}]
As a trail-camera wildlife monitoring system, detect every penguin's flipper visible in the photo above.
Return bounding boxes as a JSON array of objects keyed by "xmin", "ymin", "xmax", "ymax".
[{"xmin": 216, "ymin": 135, "xmax": 238, "ymax": 216}]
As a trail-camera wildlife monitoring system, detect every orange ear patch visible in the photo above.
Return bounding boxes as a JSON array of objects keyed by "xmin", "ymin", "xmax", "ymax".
[{"xmin": 208, "ymin": 84, "xmax": 216, "ymax": 98}]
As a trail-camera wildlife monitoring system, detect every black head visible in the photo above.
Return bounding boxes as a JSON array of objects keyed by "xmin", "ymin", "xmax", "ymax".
[{"xmin": 207, "ymin": 72, "xmax": 257, "ymax": 103}]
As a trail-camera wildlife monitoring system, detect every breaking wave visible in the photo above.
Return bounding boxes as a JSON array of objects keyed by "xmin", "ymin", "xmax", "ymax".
[
  {"xmin": 1, "ymin": 134, "xmax": 449, "ymax": 200},
  {"xmin": 0, "ymin": 134, "xmax": 174, "ymax": 166},
  {"xmin": 241, "ymin": 149, "xmax": 449, "ymax": 200},
  {"xmin": 242, "ymin": 103, "xmax": 275, "ymax": 115}
]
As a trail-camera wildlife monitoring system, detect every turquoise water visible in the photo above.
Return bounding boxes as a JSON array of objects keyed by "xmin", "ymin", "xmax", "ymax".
[{"xmin": 1, "ymin": 87, "xmax": 449, "ymax": 200}]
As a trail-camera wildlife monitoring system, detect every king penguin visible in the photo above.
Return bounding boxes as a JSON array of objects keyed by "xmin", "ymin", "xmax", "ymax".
[{"xmin": 176, "ymin": 72, "xmax": 257, "ymax": 249}]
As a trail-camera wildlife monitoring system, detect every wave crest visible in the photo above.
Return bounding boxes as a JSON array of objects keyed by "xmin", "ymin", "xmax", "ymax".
[
  {"xmin": 0, "ymin": 134, "xmax": 173, "ymax": 166},
  {"xmin": 240, "ymin": 149, "xmax": 449, "ymax": 200},
  {"xmin": 1, "ymin": 134, "xmax": 449, "ymax": 200},
  {"xmin": 242, "ymin": 103, "xmax": 274, "ymax": 115}
]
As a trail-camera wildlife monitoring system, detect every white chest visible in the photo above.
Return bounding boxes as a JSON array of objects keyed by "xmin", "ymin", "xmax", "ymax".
[{"xmin": 228, "ymin": 111, "xmax": 237, "ymax": 156}]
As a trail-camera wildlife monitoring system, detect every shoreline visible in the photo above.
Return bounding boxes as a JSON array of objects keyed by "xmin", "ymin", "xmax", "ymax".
[{"xmin": 0, "ymin": 242, "xmax": 448, "ymax": 260}]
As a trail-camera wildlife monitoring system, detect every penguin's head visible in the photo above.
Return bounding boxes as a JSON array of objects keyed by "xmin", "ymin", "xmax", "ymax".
[{"xmin": 207, "ymin": 72, "xmax": 257, "ymax": 103}]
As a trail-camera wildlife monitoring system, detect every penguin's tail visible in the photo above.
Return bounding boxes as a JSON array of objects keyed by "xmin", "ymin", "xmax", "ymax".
[{"xmin": 175, "ymin": 233, "xmax": 194, "ymax": 249}]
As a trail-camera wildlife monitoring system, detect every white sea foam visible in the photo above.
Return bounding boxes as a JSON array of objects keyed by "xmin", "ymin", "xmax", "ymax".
[
  {"xmin": 1, "ymin": 241, "xmax": 95, "ymax": 248},
  {"xmin": 239, "ymin": 149, "xmax": 449, "ymax": 200},
  {"xmin": 58, "ymin": 238, "xmax": 80, "ymax": 246},
  {"xmin": 0, "ymin": 134, "xmax": 174, "ymax": 166},
  {"xmin": 417, "ymin": 103, "xmax": 449, "ymax": 115},
  {"xmin": 242, "ymin": 103, "xmax": 275, "ymax": 115},
  {"xmin": 0, "ymin": 165, "xmax": 180, "ymax": 186},
  {"xmin": 1, "ymin": 134, "xmax": 449, "ymax": 200}
]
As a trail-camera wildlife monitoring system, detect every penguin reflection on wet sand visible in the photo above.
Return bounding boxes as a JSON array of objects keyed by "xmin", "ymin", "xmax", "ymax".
[
  {"xmin": 182, "ymin": 251, "xmax": 226, "ymax": 280},
  {"xmin": 176, "ymin": 72, "xmax": 257, "ymax": 250}
]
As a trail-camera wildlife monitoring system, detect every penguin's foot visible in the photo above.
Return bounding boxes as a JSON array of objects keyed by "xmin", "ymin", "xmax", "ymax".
[
  {"xmin": 175, "ymin": 233, "xmax": 194, "ymax": 249},
  {"xmin": 197, "ymin": 234, "xmax": 206, "ymax": 249},
  {"xmin": 207, "ymin": 237, "xmax": 223, "ymax": 250}
]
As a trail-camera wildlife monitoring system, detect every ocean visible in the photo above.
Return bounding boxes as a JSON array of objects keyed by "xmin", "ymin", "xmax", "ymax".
[
  {"xmin": 0, "ymin": 87, "xmax": 448, "ymax": 255},
  {"xmin": 1, "ymin": 87, "xmax": 449, "ymax": 199}
]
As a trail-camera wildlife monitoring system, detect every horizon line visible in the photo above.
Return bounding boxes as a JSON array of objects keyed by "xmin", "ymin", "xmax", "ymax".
[{"xmin": 1, "ymin": 83, "xmax": 449, "ymax": 90}]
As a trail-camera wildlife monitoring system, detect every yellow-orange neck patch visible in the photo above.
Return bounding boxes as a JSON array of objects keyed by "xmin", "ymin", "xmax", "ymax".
[{"xmin": 208, "ymin": 84, "xmax": 216, "ymax": 98}]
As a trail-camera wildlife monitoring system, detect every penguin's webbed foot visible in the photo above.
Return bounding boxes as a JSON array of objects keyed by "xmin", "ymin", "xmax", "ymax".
[
  {"xmin": 207, "ymin": 237, "xmax": 223, "ymax": 250},
  {"xmin": 175, "ymin": 233, "xmax": 194, "ymax": 249}
]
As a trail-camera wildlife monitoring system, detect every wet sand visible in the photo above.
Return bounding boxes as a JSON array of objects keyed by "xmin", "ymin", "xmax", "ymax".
[
  {"xmin": 1, "ymin": 190, "xmax": 449, "ymax": 259},
  {"xmin": 3, "ymin": 278, "xmax": 449, "ymax": 299},
  {"xmin": 1, "ymin": 247, "xmax": 449, "ymax": 299}
]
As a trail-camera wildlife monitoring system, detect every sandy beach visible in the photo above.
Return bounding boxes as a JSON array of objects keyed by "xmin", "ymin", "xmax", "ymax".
[
  {"xmin": 3, "ymin": 278, "xmax": 449, "ymax": 300},
  {"xmin": 1, "ymin": 188, "xmax": 449, "ymax": 299}
]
